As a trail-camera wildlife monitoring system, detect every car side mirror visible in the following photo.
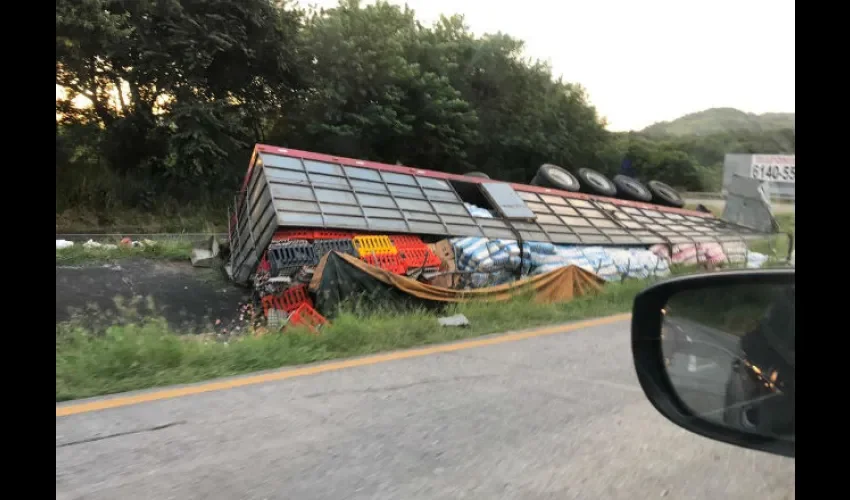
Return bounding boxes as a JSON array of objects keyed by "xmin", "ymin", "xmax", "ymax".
[{"xmin": 631, "ymin": 269, "xmax": 795, "ymax": 458}]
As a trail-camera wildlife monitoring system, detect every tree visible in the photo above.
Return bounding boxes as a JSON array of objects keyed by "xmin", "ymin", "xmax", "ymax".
[
  {"xmin": 56, "ymin": 0, "xmax": 305, "ymax": 185},
  {"xmin": 57, "ymin": 0, "xmax": 788, "ymax": 216},
  {"xmin": 417, "ymin": 18, "xmax": 610, "ymax": 181},
  {"xmin": 276, "ymin": 0, "xmax": 478, "ymax": 171}
]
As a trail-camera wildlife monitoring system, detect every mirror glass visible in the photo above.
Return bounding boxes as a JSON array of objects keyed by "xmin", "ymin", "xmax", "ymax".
[{"xmin": 661, "ymin": 283, "xmax": 795, "ymax": 440}]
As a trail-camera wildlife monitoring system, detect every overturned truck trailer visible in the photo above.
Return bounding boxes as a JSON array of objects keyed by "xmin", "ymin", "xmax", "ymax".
[{"xmin": 228, "ymin": 144, "xmax": 773, "ymax": 285}]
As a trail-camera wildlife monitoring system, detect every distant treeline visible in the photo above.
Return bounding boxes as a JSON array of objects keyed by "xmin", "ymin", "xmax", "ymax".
[{"xmin": 56, "ymin": 0, "xmax": 794, "ymax": 217}]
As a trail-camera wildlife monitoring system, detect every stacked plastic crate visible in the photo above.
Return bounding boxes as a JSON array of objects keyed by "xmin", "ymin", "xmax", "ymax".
[
  {"xmin": 257, "ymin": 229, "xmax": 361, "ymax": 331},
  {"xmin": 256, "ymin": 230, "xmax": 447, "ymax": 328},
  {"xmin": 390, "ymin": 235, "xmax": 441, "ymax": 273},
  {"xmin": 353, "ymin": 235, "xmax": 406, "ymax": 274}
]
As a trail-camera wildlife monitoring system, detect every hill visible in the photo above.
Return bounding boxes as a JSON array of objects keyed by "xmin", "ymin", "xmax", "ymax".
[{"xmin": 641, "ymin": 108, "xmax": 795, "ymax": 137}]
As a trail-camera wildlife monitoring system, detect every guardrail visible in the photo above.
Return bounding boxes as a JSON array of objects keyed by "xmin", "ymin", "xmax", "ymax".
[
  {"xmin": 682, "ymin": 192, "xmax": 725, "ymax": 200},
  {"xmin": 56, "ymin": 233, "xmax": 227, "ymax": 242},
  {"xmin": 683, "ymin": 192, "xmax": 795, "ymax": 203}
]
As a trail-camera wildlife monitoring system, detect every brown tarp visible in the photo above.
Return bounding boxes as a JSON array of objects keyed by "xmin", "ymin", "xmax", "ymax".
[{"xmin": 309, "ymin": 252, "xmax": 604, "ymax": 313}]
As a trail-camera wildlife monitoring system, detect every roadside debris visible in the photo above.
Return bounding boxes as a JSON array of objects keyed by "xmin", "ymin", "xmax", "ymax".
[
  {"xmin": 722, "ymin": 176, "xmax": 779, "ymax": 233},
  {"xmin": 308, "ymin": 252, "xmax": 604, "ymax": 313},
  {"xmin": 57, "ymin": 238, "xmax": 155, "ymax": 251},
  {"xmin": 190, "ymin": 236, "xmax": 220, "ymax": 268},
  {"xmin": 82, "ymin": 239, "xmax": 119, "ymax": 250},
  {"xmin": 120, "ymin": 237, "xmax": 144, "ymax": 248},
  {"xmin": 247, "ymin": 226, "xmax": 773, "ymax": 334},
  {"xmin": 438, "ymin": 314, "xmax": 470, "ymax": 327}
]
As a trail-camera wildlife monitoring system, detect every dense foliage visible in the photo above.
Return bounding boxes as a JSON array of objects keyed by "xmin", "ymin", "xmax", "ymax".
[{"xmin": 56, "ymin": 0, "xmax": 794, "ymax": 220}]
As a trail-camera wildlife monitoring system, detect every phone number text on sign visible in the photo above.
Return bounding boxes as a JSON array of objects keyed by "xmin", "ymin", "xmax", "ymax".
[{"xmin": 750, "ymin": 155, "xmax": 795, "ymax": 183}]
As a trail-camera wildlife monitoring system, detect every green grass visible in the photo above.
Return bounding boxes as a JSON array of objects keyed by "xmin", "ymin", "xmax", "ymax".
[
  {"xmin": 55, "ymin": 238, "xmax": 788, "ymax": 402},
  {"xmin": 56, "ymin": 278, "xmax": 648, "ymax": 402},
  {"xmin": 56, "ymin": 240, "xmax": 194, "ymax": 265},
  {"xmin": 773, "ymin": 212, "xmax": 795, "ymax": 233},
  {"xmin": 748, "ymin": 212, "xmax": 795, "ymax": 260},
  {"xmin": 56, "ymin": 206, "xmax": 226, "ymax": 234},
  {"xmin": 54, "ymin": 205, "xmax": 796, "ymax": 401}
]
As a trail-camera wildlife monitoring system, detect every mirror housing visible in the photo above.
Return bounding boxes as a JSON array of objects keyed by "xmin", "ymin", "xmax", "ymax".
[{"xmin": 631, "ymin": 268, "xmax": 795, "ymax": 458}]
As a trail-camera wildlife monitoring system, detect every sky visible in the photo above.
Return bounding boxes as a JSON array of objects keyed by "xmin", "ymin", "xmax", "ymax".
[{"xmin": 303, "ymin": 0, "xmax": 795, "ymax": 131}]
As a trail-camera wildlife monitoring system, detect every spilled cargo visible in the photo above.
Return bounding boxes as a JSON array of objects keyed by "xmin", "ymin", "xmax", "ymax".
[{"xmin": 227, "ymin": 144, "xmax": 777, "ymax": 330}]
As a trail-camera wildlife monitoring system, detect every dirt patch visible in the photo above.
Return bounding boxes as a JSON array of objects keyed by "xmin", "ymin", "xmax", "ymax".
[{"xmin": 56, "ymin": 259, "xmax": 253, "ymax": 333}]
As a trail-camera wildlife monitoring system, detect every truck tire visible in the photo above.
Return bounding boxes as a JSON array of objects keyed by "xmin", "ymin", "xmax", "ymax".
[
  {"xmin": 577, "ymin": 168, "xmax": 617, "ymax": 197},
  {"xmin": 648, "ymin": 180, "xmax": 685, "ymax": 208},
  {"xmin": 613, "ymin": 175, "xmax": 652, "ymax": 202},
  {"xmin": 464, "ymin": 171, "xmax": 490, "ymax": 179},
  {"xmin": 530, "ymin": 163, "xmax": 580, "ymax": 192}
]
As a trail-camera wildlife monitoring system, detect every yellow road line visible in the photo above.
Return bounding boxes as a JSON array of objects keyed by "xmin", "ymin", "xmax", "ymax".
[{"xmin": 56, "ymin": 313, "xmax": 631, "ymax": 417}]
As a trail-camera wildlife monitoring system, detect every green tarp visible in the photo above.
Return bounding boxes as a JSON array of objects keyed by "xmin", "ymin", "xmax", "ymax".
[{"xmin": 309, "ymin": 252, "xmax": 605, "ymax": 316}]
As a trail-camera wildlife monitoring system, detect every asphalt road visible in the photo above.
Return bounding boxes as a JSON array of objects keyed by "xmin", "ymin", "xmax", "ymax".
[
  {"xmin": 662, "ymin": 316, "xmax": 745, "ymax": 424},
  {"xmin": 663, "ymin": 317, "xmax": 740, "ymax": 377},
  {"xmin": 56, "ymin": 318, "xmax": 795, "ymax": 500},
  {"xmin": 666, "ymin": 350, "xmax": 734, "ymax": 425}
]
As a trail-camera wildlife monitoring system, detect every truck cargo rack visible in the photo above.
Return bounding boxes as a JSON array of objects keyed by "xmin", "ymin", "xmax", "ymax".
[{"xmin": 228, "ymin": 145, "xmax": 777, "ymax": 285}]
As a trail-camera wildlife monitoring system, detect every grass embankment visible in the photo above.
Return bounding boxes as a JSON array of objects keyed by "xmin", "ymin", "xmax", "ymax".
[
  {"xmin": 56, "ymin": 207, "xmax": 794, "ymax": 402},
  {"xmin": 56, "ymin": 240, "xmax": 195, "ymax": 265},
  {"xmin": 750, "ymin": 212, "xmax": 795, "ymax": 258},
  {"xmin": 56, "ymin": 206, "xmax": 226, "ymax": 234},
  {"xmin": 56, "ymin": 278, "xmax": 646, "ymax": 402}
]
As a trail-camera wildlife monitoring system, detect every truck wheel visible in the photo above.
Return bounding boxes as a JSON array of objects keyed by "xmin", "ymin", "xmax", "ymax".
[
  {"xmin": 530, "ymin": 163, "xmax": 580, "ymax": 192},
  {"xmin": 613, "ymin": 175, "xmax": 652, "ymax": 202},
  {"xmin": 648, "ymin": 180, "xmax": 685, "ymax": 208},
  {"xmin": 577, "ymin": 168, "xmax": 617, "ymax": 197}
]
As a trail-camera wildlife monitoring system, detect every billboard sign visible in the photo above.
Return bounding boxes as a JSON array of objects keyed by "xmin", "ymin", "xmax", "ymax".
[{"xmin": 750, "ymin": 155, "xmax": 795, "ymax": 184}]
